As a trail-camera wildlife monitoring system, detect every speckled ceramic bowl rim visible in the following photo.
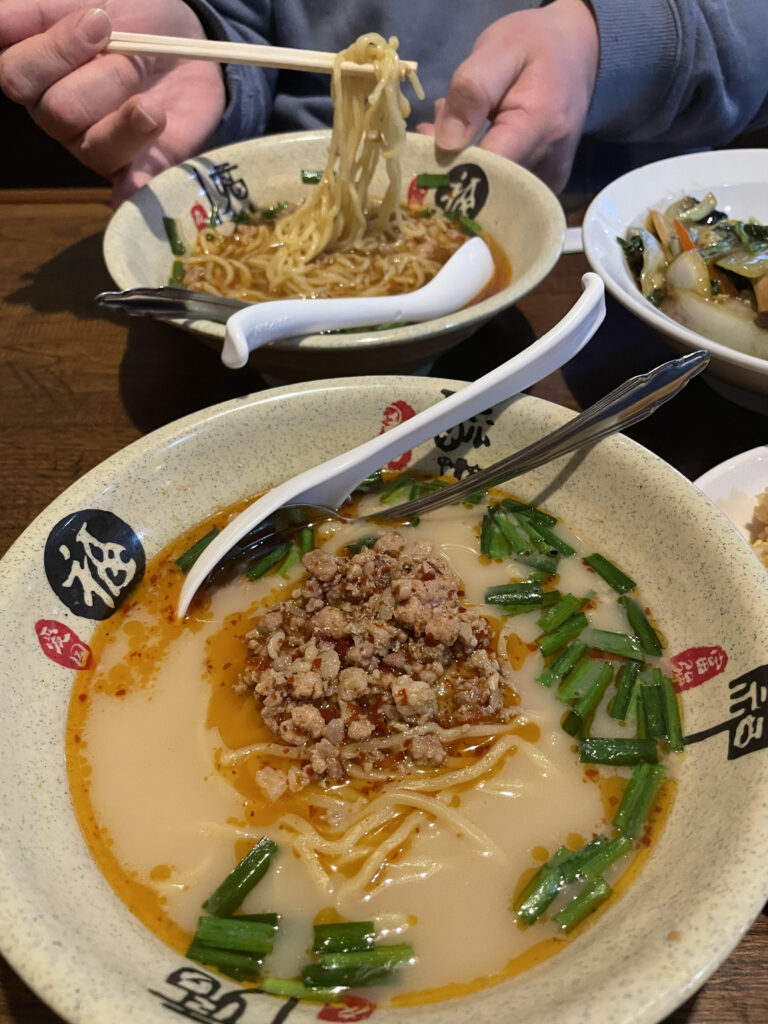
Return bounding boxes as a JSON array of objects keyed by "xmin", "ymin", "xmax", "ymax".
[
  {"xmin": 102, "ymin": 131, "xmax": 566, "ymax": 350},
  {"xmin": 1, "ymin": 376, "xmax": 768, "ymax": 1024},
  {"xmin": 582, "ymin": 148, "xmax": 768, "ymax": 378}
]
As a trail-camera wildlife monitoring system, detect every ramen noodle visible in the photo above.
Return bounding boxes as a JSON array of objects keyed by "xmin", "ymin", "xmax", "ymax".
[
  {"xmin": 66, "ymin": 482, "xmax": 680, "ymax": 1006},
  {"xmin": 172, "ymin": 33, "xmax": 509, "ymax": 303}
]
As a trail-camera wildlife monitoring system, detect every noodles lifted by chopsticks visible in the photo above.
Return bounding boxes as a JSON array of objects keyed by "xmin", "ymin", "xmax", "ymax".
[{"xmin": 178, "ymin": 33, "xmax": 478, "ymax": 303}]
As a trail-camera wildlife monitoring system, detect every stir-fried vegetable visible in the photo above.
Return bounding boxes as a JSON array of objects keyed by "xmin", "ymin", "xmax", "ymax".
[{"xmin": 618, "ymin": 193, "xmax": 768, "ymax": 357}]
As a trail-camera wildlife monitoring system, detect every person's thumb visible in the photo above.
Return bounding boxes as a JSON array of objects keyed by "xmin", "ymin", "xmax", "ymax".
[{"xmin": 433, "ymin": 68, "xmax": 493, "ymax": 152}]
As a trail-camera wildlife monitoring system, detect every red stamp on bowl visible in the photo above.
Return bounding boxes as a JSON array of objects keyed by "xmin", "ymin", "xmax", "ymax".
[
  {"xmin": 670, "ymin": 645, "xmax": 728, "ymax": 692},
  {"xmin": 35, "ymin": 620, "xmax": 92, "ymax": 670},
  {"xmin": 380, "ymin": 399, "xmax": 416, "ymax": 471}
]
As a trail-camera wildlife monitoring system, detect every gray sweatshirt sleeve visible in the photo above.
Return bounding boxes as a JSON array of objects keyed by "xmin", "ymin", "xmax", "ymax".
[
  {"xmin": 585, "ymin": 0, "xmax": 768, "ymax": 146},
  {"xmin": 181, "ymin": 0, "xmax": 277, "ymax": 147}
]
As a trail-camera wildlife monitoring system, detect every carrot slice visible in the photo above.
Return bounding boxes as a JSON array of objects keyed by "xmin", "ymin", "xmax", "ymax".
[{"xmin": 673, "ymin": 219, "xmax": 697, "ymax": 251}]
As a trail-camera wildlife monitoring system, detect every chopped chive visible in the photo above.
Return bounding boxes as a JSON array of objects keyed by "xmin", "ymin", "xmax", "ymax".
[
  {"xmin": 301, "ymin": 962, "xmax": 391, "ymax": 990},
  {"xmin": 162, "ymin": 216, "xmax": 186, "ymax": 255},
  {"xmin": 538, "ymin": 612, "xmax": 589, "ymax": 658},
  {"xmin": 583, "ymin": 553, "xmax": 636, "ymax": 594},
  {"xmin": 661, "ymin": 675, "xmax": 684, "ymax": 752},
  {"xmin": 513, "ymin": 847, "xmax": 571, "ymax": 924},
  {"xmin": 203, "ymin": 836, "xmax": 278, "ymax": 917},
  {"xmin": 379, "ymin": 474, "xmax": 418, "ymax": 504},
  {"xmin": 462, "ymin": 489, "xmax": 487, "ymax": 506},
  {"xmin": 620, "ymin": 595, "xmax": 662, "ymax": 656},
  {"xmin": 301, "ymin": 169, "xmax": 323, "ymax": 184},
  {"xmin": 580, "ymin": 834, "xmax": 633, "ymax": 879},
  {"xmin": 259, "ymin": 977, "xmax": 342, "ymax": 1001},
  {"xmin": 562, "ymin": 662, "xmax": 614, "ymax": 737},
  {"xmin": 489, "ymin": 506, "xmax": 531, "ymax": 556},
  {"xmin": 313, "ymin": 921, "xmax": 375, "ymax": 955},
  {"xmin": 354, "ymin": 470, "xmax": 383, "ymax": 493},
  {"xmin": 459, "ymin": 214, "xmax": 483, "ymax": 236},
  {"xmin": 553, "ymin": 877, "xmax": 612, "ymax": 932},
  {"xmin": 420, "ymin": 206, "xmax": 436, "ymax": 218},
  {"xmin": 485, "ymin": 581, "xmax": 544, "ymax": 606},
  {"xmin": 558, "ymin": 837, "xmax": 610, "ymax": 883},
  {"xmin": 175, "ymin": 526, "xmax": 220, "ymax": 573},
  {"xmin": 639, "ymin": 673, "xmax": 666, "ymax": 740},
  {"xmin": 246, "ymin": 541, "xmax": 292, "ymax": 580},
  {"xmin": 510, "ymin": 513, "xmax": 554, "ymax": 554},
  {"xmin": 319, "ymin": 944, "xmax": 415, "ymax": 970},
  {"xmin": 170, "ymin": 259, "xmax": 184, "ymax": 284},
  {"xmin": 416, "ymin": 172, "xmax": 451, "ymax": 188},
  {"xmin": 481, "ymin": 513, "xmax": 511, "ymax": 559},
  {"xmin": 193, "ymin": 916, "xmax": 275, "ymax": 954},
  {"xmin": 296, "ymin": 526, "xmax": 315, "ymax": 556},
  {"xmin": 275, "ymin": 542, "xmax": 301, "ymax": 577},
  {"xmin": 499, "ymin": 590, "xmax": 561, "ymax": 616},
  {"xmin": 237, "ymin": 913, "xmax": 279, "ymax": 927},
  {"xmin": 583, "ymin": 628, "xmax": 645, "ymax": 661},
  {"xmin": 537, "ymin": 592, "xmax": 594, "ymax": 634},
  {"xmin": 344, "ymin": 534, "xmax": 380, "ymax": 554},
  {"xmin": 613, "ymin": 763, "xmax": 665, "ymax": 837},
  {"xmin": 261, "ymin": 200, "xmax": 288, "ymax": 220},
  {"xmin": 580, "ymin": 736, "xmax": 658, "ymax": 766},
  {"xmin": 501, "ymin": 499, "xmax": 558, "ymax": 528},
  {"xmin": 537, "ymin": 641, "xmax": 587, "ymax": 688},
  {"xmin": 609, "ymin": 662, "xmax": 640, "ymax": 720},
  {"xmin": 557, "ymin": 654, "xmax": 600, "ymax": 705},
  {"xmin": 186, "ymin": 940, "xmax": 262, "ymax": 980}
]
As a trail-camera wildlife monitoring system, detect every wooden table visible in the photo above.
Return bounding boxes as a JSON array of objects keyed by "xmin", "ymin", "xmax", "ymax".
[{"xmin": 0, "ymin": 188, "xmax": 766, "ymax": 1024}]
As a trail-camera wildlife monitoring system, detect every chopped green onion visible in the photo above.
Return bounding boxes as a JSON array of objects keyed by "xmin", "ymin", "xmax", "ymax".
[
  {"xmin": 420, "ymin": 206, "xmax": 436, "ymax": 218},
  {"xmin": 203, "ymin": 836, "xmax": 278, "ymax": 917},
  {"xmin": 537, "ymin": 641, "xmax": 587, "ymax": 688},
  {"xmin": 583, "ymin": 628, "xmax": 645, "ymax": 661},
  {"xmin": 580, "ymin": 736, "xmax": 658, "ymax": 766},
  {"xmin": 261, "ymin": 200, "xmax": 288, "ymax": 219},
  {"xmin": 510, "ymin": 513, "xmax": 554, "ymax": 554},
  {"xmin": 648, "ymin": 287, "xmax": 665, "ymax": 307},
  {"xmin": 537, "ymin": 592, "xmax": 594, "ymax": 634},
  {"xmin": 416, "ymin": 172, "xmax": 451, "ymax": 188},
  {"xmin": 613, "ymin": 762, "xmax": 665, "ymax": 837},
  {"xmin": 553, "ymin": 877, "xmax": 612, "ymax": 932},
  {"xmin": 609, "ymin": 661, "xmax": 640, "ymax": 720},
  {"xmin": 557, "ymin": 653, "xmax": 600, "ymax": 705},
  {"xmin": 638, "ymin": 674, "xmax": 666, "ymax": 740},
  {"xmin": 319, "ymin": 944, "xmax": 415, "ymax": 971},
  {"xmin": 513, "ymin": 846, "xmax": 571, "ymax": 924},
  {"xmin": 562, "ymin": 662, "xmax": 614, "ymax": 737},
  {"xmin": 186, "ymin": 940, "xmax": 263, "ymax": 980},
  {"xmin": 579, "ymin": 834, "xmax": 633, "ymax": 879},
  {"xmin": 170, "ymin": 259, "xmax": 184, "ymax": 284},
  {"xmin": 485, "ymin": 581, "xmax": 543, "ymax": 606},
  {"xmin": 459, "ymin": 214, "xmax": 482, "ymax": 236},
  {"xmin": 620, "ymin": 595, "xmax": 662, "ymax": 656},
  {"xmin": 582, "ymin": 553, "xmax": 636, "ymax": 594},
  {"xmin": 379, "ymin": 474, "xmax": 418, "ymax": 504},
  {"xmin": 354, "ymin": 470, "xmax": 383, "ymax": 493},
  {"xmin": 162, "ymin": 216, "xmax": 186, "ymax": 255},
  {"xmin": 344, "ymin": 534, "xmax": 380, "ymax": 554},
  {"xmin": 259, "ymin": 977, "xmax": 342, "ymax": 1001},
  {"xmin": 462, "ymin": 489, "xmax": 487, "ymax": 506},
  {"xmin": 246, "ymin": 541, "xmax": 292, "ymax": 580},
  {"xmin": 538, "ymin": 612, "xmax": 589, "ymax": 658},
  {"xmin": 480, "ymin": 513, "xmax": 511, "ymax": 560},
  {"xmin": 175, "ymin": 526, "xmax": 220, "ymax": 573},
  {"xmin": 313, "ymin": 921, "xmax": 375, "ymax": 955},
  {"xmin": 501, "ymin": 499, "xmax": 558, "ymax": 528},
  {"xmin": 301, "ymin": 962, "xmax": 391, "ymax": 990},
  {"xmin": 237, "ymin": 912, "xmax": 279, "ymax": 927},
  {"xmin": 193, "ymin": 915, "xmax": 275, "ymax": 954},
  {"xmin": 661, "ymin": 675, "xmax": 684, "ymax": 752},
  {"xmin": 489, "ymin": 506, "xmax": 531, "ymax": 555},
  {"xmin": 301, "ymin": 169, "xmax": 323, "ymax": 184}
]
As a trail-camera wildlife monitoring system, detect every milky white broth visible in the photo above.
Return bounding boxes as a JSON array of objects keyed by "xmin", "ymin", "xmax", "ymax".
[{"xmin": 66, "ymin": 492, "xmax": 675, "ymax": 1006}]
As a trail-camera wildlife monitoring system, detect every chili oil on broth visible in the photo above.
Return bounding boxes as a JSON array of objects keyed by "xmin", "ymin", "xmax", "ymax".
[{"xmin": 66, "ymin": 495, "xmax": 673, "ymax": 1006}]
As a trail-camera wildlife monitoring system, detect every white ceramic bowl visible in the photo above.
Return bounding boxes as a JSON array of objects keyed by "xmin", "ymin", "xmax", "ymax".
[
  {"xmin": 582, "ymin": 148, "xmax": 768, "ymax": 413},
  {"xmin": 2, "ymin": 376, "xmax": 768, "ymax": 1024},
  {"xmin": 695, "ymin": 445, "xmax": 768, "ymax": 548},
  {"xmin": 103, "ymin": 131, "xmax": 566, "ymax": 381}
]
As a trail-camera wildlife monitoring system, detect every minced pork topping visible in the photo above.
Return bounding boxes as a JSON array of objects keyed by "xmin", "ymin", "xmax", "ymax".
[{"xmin": 236, "ymin": 531, "xmax": 517, "ymax": 797}]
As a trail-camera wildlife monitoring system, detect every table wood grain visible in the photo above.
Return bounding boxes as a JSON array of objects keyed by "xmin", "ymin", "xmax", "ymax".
[{"xmin": 0, "ymin": 189, "xmax": 766, "ymax": 1024}]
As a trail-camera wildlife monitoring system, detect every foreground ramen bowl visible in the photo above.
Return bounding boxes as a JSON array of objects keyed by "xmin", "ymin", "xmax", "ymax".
[
  {"xmin": 582, "ymin": 148, "xmax": 768, "ymax": 414},
  {"xmin": 2, "ymin": 377, "xmax": 768, "ymax": 1024},
  {"xmin": 103, "ymin": 131, "xmax": 566, "ymax": 380}
]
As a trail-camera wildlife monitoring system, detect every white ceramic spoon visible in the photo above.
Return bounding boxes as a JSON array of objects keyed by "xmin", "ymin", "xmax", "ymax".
[
  {"xmin": 178, "ymin": 270, "xmax": 606, "ymax": 616},
  {"xmin": 220, "ymin": 236, "xmax": 495, "ymax": 368}
]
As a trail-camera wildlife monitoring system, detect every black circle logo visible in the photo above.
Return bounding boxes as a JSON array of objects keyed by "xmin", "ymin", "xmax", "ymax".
[
  {"xmin": 435, "ymin": 163, "xmax": 490, "ymax": 220},
  {"xmin": 44, "ymin": 509, "xmax": 146, "ymax": 620}
]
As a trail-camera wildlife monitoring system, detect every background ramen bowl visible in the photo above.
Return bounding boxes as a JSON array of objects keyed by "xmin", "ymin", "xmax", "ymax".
[
  {"xmin": 582, "ymin": 148, "xmax": 768, "ymax": 414},
  {"xmin": 2, "ymin": 376, "xmax": 768, "ymax": 1024},
  {"xmin": 103, "ymin": 130, "xmax": 565, "ymax": 381}
]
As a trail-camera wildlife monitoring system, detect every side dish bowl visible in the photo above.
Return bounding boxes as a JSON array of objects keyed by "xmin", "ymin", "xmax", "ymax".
[
  {"xmin": 1, "ymin": 376, "xmax": 768, "ymax": 1024},
  {"xmin": 103, "ymin": 131, "xmax": 566, "ymax": 380},
  {"xmin": 582, "ymin": 148, "xmax": 768, "ymax": 413}
]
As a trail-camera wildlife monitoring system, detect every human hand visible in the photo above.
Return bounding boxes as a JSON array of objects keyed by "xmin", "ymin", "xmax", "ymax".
[
  {"xmin": 0, "ymin": 0, "xmax": 226, "ymax": 203},
  {"xmin": 417, "ymin": 0, "xmax": 599, "ymax": 193}
]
